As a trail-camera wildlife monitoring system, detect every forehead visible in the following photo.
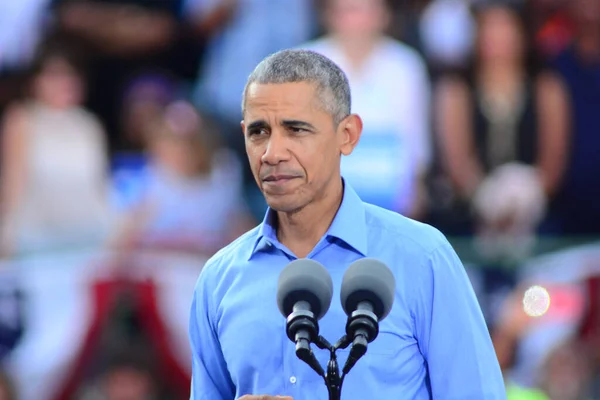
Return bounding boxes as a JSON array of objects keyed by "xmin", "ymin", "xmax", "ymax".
[{"xmin": 244, "ymin": 82, "xmax": 322, "ymax": 118}]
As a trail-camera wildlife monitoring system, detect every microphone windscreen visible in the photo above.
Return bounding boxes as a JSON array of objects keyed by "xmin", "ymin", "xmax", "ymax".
[
  {"xmin": 340, "ymin": 258, "xmax": 396, "ymax": 321},
  {"xmin": 277, "ymin": 259, "xmax": 333, "ymax": 320}
]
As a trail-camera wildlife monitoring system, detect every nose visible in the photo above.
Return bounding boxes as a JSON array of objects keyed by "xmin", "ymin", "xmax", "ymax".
[{"xmin": 261, "ymin": 131, "xmax": 290, "ymax": 165}]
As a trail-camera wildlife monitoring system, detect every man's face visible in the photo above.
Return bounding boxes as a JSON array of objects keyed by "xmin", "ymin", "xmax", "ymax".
[
  {"xmin": 242, "ymin": 82, "xmax": 359, "ymax": 213},
  {"xmin": 327, "ymin": 0, "xmax": 388, "ymax": 40}
]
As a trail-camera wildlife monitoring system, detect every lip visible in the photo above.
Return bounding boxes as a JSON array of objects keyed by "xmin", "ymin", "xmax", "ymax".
[{"xmin": 262, "ymin": 175, "xmax": 299, "ymax": 186}]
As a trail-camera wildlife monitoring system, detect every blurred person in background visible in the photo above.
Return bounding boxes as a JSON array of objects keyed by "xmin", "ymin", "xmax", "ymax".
[
  {"xmin": 77, "ymin": 351, "xmax": 161, "ymax": 400},
  {"xmin": 507, "ymin": 338, "xmax": 595, "ymax": 400},
  {"xmin": 51, "ymin": 0, "xmax": 197, "ymax": 153},
  {"xmin": 301, "ymin": 0, "xmax": 432, "ymax": 219},
  {"xmin": 433, "ymin": 0, "xmax": 570, "ymax": 329},
  {"xmin": 546, "ymin": 0, "xmax": 600, "ymax": 236},
  {"xmin": 184, "ymin": 0, "xmax": 317, "ymax": 221},
  {"xmin": 535, "ymin": 339, "xmax": 594, "ymax": 400},
  {"xmin": 119, "ymin": 74, "xmax": 179, "ymax": 155},
  {"xmin": 434, "ymin": 0, "xmax": 569, "ymax": 255},
  {"xmin": 0, "ymin": 43, "xmax": 113, "ymax": 258},
  {"xmin": 114, "ymin": 101, "xmax": 254, "ymax": 257},
  {"xmin": 501, "ymin": 338, "xmax": 593, "ymax": 400},
  {"xmin": 111, "ymin": 73, "xmax": 180, "ymax": 211}
]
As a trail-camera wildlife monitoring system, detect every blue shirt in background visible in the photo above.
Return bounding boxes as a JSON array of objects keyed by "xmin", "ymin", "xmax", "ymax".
[
  {"xmin": 549, "ymin": 46, "xmax": 600, "ymax": 234},
  {"xmin": 189, "ymin": 181, "xmax": 506, "ymax": 399},
  {"xmin": 186, "ymin": 0, "xmax": 317, "ymax": 124}
]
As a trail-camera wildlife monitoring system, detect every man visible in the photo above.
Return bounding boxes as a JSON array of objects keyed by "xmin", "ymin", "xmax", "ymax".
[{"xmin": 189, "ymin": 49, "xmax": 506, "ymax": 399}]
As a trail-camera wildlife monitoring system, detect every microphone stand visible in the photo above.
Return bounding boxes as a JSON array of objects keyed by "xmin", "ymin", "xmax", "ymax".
[
  {"xmin": 311, "ymin": 335, "xmax": 355, "ymax": 400},
  {"xmin": 287, "ymin": 308, "xmax": 376, "ymax": 399}
]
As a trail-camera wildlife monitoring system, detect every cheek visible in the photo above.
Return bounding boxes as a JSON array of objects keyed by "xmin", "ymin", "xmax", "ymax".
[
  {"xmin": 304, "ymin": 142, "xmax": 338, "ymax": 179},
  {"xmin": 245, "ymin": 142, "xmax": 263, "ymax": 169}
]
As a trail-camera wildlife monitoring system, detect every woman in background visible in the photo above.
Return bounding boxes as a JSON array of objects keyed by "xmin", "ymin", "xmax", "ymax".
[
  {"xmin": 433, "ymin": 0, "xmax": 570, "ymax": 335},
  {"xmin": 115, "ymin": 101, "xmax": 254, "ymax": 257},
  {"xmin": 0, "ymin": 44, "xmax": 113, "ymax": 257},
  {"xmin": 434, "ymin": 0, "xmax": 569, "ymax": 252}
]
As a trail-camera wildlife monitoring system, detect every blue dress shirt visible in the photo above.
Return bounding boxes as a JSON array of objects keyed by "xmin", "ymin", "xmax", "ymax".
[{"xmin": 189, "ymin": 182, "xmax": 506, "ymax": 399}]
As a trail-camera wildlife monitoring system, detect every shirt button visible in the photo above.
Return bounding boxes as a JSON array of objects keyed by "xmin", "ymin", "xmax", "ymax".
[{"xmin": 290, "ymin": 376, "xmax": 297, "ymax": 384}]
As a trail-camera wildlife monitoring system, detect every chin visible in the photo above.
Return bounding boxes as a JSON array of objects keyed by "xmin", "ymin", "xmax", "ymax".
[{"xmin": 265, "ymin": 196, "xmax": 306, "ymax": 214}]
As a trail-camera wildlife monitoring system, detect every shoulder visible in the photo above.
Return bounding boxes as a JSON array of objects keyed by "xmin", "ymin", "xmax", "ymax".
[
  {"xmin": 380, "ymin": 37, "xmax": 428, "ymax": 72},
  {"xmin": 74, "ymin": 106, "xmax": 101, "ymax": 122},
  {"xmin": 362, "ymin": 205, "xmax": 473, "ymax": 308},
  {"xmin": 72, "ymin": 107, "xmax": 105, "ymax": 132},
  {"xmin": 2, "ymin": 102, "xmax": 30, "ymax": 127},
  {"xmin": 435, "ymin": 73, "xmax": 470, "ymax": 103},
  {"xmin": 362, "ymin": 204, "xmax": 468, "ymax": 310},
  {"xmin": 534, "ymin": 69, "xmax": 565, "ymax": 94},
  {"xmin": 1, "ymin": 103, "xmax": 31, "ymax": 147},
  {"xmin": 3, "ymin": 102, "xmax": 28, "ymax": 119},
  {"xmin": 197, "ymin": 225, "xmax": 261, "ymax": 285},
  {"xmin": 363, "ymin": 203, "xmax": 449, "ymax": 256}
]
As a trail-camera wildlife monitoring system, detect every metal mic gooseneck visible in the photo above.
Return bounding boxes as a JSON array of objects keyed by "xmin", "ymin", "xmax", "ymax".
[
  {"xmin": 341, "ymin": 301, "xmax": 379, "ymax": 376},
  {"xmin": 286, "ymin": 301, "xmax": 324, "ymax": 377}
]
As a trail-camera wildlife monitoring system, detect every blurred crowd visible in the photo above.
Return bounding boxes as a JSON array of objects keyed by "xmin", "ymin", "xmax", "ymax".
[{"xmin": 0, "ymin": 0, "xmax": 599, "ymax": 399}]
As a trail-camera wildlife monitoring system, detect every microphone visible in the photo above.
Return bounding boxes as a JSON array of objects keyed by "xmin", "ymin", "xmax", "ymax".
[
  {"xmin": 277, "ymin": 259, "xmax": 334, "ymax": 377},
  {"xmin": 339, "ymin": 258, "xmax": 396, "ymax": 375}
]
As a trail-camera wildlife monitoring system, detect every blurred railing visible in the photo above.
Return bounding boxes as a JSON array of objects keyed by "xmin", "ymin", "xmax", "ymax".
[
  {"xmin": 0, "ymin": 248, "xmax": 205, "ymax": 400},
  {"xmin": 449, "ymin": 235, "xmax": 600, "ymax": 269}
]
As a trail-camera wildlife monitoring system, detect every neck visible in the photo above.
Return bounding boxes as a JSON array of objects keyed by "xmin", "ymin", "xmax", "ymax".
[
  {"xmin": 334, "ymin": 35, "xmax": 380, "ymax": 70},
  {"xmin": 479, "ymin": 60, "xmax": 522, "ymax": 78},
  {"xmin": 276, "ymin": 178, "xmax": 344, "ymax": 258},
  {"xmin": 478, "ymin": 62, "xmax": 524, "ymax": 90}
]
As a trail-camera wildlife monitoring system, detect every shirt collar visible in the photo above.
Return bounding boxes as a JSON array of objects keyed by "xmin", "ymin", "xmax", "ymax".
[{"xmin": 248, "ymin": 179, "xmax": 368, "ymax": 260}]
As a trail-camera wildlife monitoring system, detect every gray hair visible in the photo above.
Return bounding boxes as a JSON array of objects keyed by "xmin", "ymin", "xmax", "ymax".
[{"xmin": 242, "ymin": 49, "xmax": 351, "ymax": 125}]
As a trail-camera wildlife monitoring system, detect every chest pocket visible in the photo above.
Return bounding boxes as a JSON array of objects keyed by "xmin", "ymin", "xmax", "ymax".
[
  {"xmin": 356, "ymin": 328, "xmax": 424, "ymax": 385},
  {"xmin": 364, "ymin": 329, "xmax": 405, "ymax": 357}
]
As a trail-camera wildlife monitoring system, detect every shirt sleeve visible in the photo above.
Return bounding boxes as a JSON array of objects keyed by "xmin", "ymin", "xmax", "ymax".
[
  {"xmin": 189, "ymin": 264, "xmax": 235, "ymax": 400},
  {"xmin": 413, "ymin": 239, "xmax": 507, "ymax": 399}
]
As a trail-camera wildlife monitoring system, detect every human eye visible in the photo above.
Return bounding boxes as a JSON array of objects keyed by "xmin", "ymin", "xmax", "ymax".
[
  {"xmin": 248, "ymin": 127, "xmax": 268, "ymax": 137},
  {"xmin": 288, "ymin": 126, "xmax": 309, "ymax": 134}
]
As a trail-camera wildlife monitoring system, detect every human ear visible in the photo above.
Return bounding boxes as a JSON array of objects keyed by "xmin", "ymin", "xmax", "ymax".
[{"xmin": 339, "ymin": 114, "xmax": 363, "ymax": 156}]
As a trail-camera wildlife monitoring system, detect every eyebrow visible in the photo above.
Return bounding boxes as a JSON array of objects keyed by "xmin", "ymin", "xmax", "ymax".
[
  {"xmin": 281, "ymin": 120, "xmax": 316, "ymax": 130},
  {"xmin": 246, "ymin": 119, "xmax": 317, "ymax": 131},
  {"xmin": 246, "ymin": 120, "xmax": 269, "ymax": 131}
]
